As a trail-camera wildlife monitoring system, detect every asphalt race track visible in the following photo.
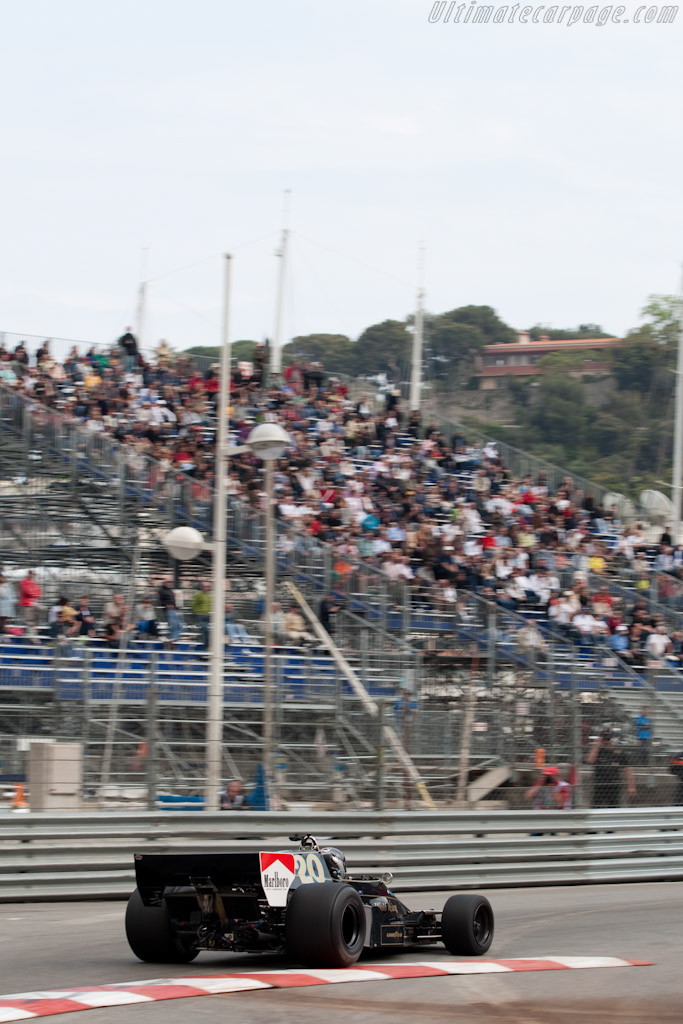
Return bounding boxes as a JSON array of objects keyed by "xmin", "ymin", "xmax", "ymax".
[{"xmin": 0, "ymin": 883, "xmax": 681, "ymax": 1024}]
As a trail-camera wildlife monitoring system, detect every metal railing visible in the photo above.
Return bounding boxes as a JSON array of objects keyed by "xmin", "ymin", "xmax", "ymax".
[
  {"xmin": 0, "ymin": 329, "xmax": 174, "ymax": 371},
  {"xmin": 0, "ymin": 808, "xmax": 682, "ymax": 901},
  {"xmin": 426, "ymin": 409, "xmax": 645, "ymax": 516}
]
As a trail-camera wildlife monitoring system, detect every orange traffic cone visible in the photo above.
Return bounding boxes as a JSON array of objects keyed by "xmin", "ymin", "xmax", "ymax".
[{"xmin": 10, "ymin": 782, "xmax": 29, "ymax": 812}]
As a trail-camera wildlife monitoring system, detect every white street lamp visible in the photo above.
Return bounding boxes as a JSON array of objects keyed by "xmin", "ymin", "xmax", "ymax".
[
  {"xmin": 163, "ymin": 526, "xmax": 205, "ymax": 562},
  {"xmin": 246, "ymin": 422, "xmax": 290, "ymax": 807}
]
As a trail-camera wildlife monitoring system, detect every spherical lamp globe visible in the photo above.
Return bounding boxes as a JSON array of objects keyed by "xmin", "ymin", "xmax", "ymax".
[{"xmin": 163, "ymin": 526, "xmax": 205, "ymax": 561}]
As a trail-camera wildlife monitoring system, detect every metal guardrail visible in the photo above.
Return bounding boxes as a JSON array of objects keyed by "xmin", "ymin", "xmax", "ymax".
[{"xmin": 1, "ymin": 809, "xmax": 682, "ymax": 901}]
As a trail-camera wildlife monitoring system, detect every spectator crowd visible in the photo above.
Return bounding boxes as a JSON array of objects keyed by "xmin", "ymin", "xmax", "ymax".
[{"xmin": 1, "ymin": 329, "xmax": 683, "ymax": 672}]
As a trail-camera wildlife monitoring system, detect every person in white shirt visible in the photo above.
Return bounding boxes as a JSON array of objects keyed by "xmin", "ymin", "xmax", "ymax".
[
  {"xmin": 148, "ymin": 401, "xmax": 177, "ymax": 425},
  {"xmin": 494, "ymin": 552, "xmax": 514, "ymax": 580},
  {"xmin": 135, "ymin": 399, "xmax": 155, "ymax": 423},
  {"xmin": 278, "ymin": 495, "xmax": 310, "ymax": 520},
  {"xmin": 382, "ymin": 552, "xmax": 404, "ymax": 581},
  {"xmin": 571, "ymin": 611, "xmax": 598, "ymax": 644},
  {"xmin": 297, "ymin": 468, "xmax": 317, "ymax": 494},
  {"xmin": 549, "ymin": 593, "xmax": 574, "ymax": 635},
  {"xmin": 517, "ymin": 621, "xmax": 547, "ymax": 652},
  {"xmin": 440, "ymin": 521, "xmax": 462, "ymax": 547},
  {"xmin": 503, "ymin": 571, "xmax": 527, "ymax": 609},
  {"xmin": 462, "ymin": 503, "xmax": 483, "ymax": 536},
  {"xmin": 528, "ymin": 568, "xmax": 553, "ymax": 607},
  {"xmin": 86, "ymin": 407, "xmax": 106, "ymax": 432},
  {"xmin": 463, "ymin": 537, "xmax": 482, "ymax": 558},
  {"xmin": 615, "ymin": 530, "xmax": 636, "ymax": 563},
  {"xmin": 395, "ymin": 554, "xmax": 415, "ymax": 581},
  {"xmin": 645, "ymin": 625, "xmax": 670, "ymax": 658},
  {"xmin": 511, "ymin": 548, "xmax": 530, "ymax": 571},
  {"xmin": 435, "ymin": 579, "xmax": 457, "ymax": 605},
  {"xmin": 515, "ymin": 572, "xmax": 536, "ymax": 602},
  {"xmin": 372, "ymin": 530, "xmax": 393, "ymax": 557}
]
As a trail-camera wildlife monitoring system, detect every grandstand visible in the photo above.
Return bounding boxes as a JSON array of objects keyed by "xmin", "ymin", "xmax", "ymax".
[{"xmin": 1, "ymin": 346, "xmax": 683, "ymax": 811}]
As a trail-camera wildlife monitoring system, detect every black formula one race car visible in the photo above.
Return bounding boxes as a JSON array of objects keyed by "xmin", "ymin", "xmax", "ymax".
[{"xmin": 125, "ymin": 833, "xmax": 494, "ymax": 969}]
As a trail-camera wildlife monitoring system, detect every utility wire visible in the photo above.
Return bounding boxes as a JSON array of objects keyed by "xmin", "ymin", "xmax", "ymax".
[
  {"xmin": 145, "ymin": 231, "xmax": 281, "ymax": 285},
  {"xmin": 292, "ymin": 230, "xmax": 413, "ymax": 290},
  {"xmin": 148, "ymin": 283, "xmax": 221, "ymax": 331}
]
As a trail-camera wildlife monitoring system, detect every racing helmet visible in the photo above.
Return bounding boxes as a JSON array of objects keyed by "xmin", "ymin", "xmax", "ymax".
[{"xmin": 320, "ymin": 846, "xmax": 347, "ymax": 879}]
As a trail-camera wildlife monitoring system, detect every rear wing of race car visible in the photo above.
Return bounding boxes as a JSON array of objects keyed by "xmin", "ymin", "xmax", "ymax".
[
  {"xmin": 133, "ymin": 849, "xmax": 333, "ymax": 907},
  {"xmin": 134, "ymin": 852, "xmax": 263, "ymax": 902}
]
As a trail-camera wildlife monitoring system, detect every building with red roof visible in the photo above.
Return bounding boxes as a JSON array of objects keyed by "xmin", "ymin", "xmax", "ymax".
[{"xmin": 475, "ymin": 331, "xmax": 621, "ymax": 390}]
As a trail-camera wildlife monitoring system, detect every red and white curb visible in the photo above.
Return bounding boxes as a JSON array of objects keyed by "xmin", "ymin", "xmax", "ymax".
[{"xmin": 0, "ymin": 957, "xmax": 652, "ymax": 1022}]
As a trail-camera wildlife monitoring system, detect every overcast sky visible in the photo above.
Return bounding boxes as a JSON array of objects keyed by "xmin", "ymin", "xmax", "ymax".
[{"xmin": 1, "ymin": 0, "xmax": 681, "ymax": 358}]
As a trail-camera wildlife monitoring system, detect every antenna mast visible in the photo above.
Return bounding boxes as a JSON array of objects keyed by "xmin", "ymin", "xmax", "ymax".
[
  {"xmin": 271, "ymin": 190, "xmax": 291, "ymax": 377},
  {"xmin": 135, "ymin": 247, "xmax": 148, "ymax": 355},
  {"xmin": 409, "ymin": 244, "xmax": 425, "ymax": 413},
  {"xmin": 672, "ymin": 265, "xmax": 683, "ymax": 542}
]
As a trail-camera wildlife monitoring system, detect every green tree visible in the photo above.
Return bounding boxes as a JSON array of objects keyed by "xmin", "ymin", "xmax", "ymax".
[
  {"xmin": 609, "ymin": 336, "xmax": 673, "ymax": 395},
  {"xmin": 639, "ymin": 294, "xmax": 680, "ymax": 346},
  {"xmin": 353, "ymin": 320, "xmax": 412, "ymax": 380},
  {"xmin": 535, "ymin": 350, "xmax": 592, "ymax": 373},
  {"xmin": 529, "ymin": 375, "xmax": 589, "ymax": 446},
  {"xmin": 283, "ymin": 334, "xmax": 354, "ymax": 374},
  {"xmin": 527, "ymin": 323, "xmax": 614, "ymax": 340},
  {"xmin": 423, "ymin": 305, "xmax": 515, "ymax": 390},
  {"xmin": 181, "ymin": 340, "xmax": 259, "ymax": 362},
  {"xmin": 440, "ymin": 305, "xmax": 516, "ymax": 344},
  {"xmin": 426, "ymin": 319, "xmax": 487, "ymax": 389},
  {"xmin": 507, "ymin": 377, "xmax": 531, "ymax": 407}
]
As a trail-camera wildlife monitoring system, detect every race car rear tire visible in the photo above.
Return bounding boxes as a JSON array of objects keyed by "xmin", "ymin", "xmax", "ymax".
[
  {"xmin": 125, "ymin": 888, "xmax": 199, "ymax": 963},
  {"xmin": 441, "ymin": 893, "xmax": 494, "ymax": 956},
  {"xmin": 285, "ymin": 882, "xmax": 366, "ymax": 968}
]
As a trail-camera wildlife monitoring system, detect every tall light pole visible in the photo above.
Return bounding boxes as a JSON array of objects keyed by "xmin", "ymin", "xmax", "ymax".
[
  {"xmin": 246, "ymin": 422, "xmax": 290, "ymax": 808},
  {"xmin": 205, "ymin": 253, "xmax": 233, "ymax": 810},
  {"xmin": 409, "ymin": 244, "xmax": 425, "ymax": 413},
  {"xmin": 271, "ymin": 189, "xmax": 291, "ymax": 378},
  {"xmin": 163, "ymin": 253, "xmax": 232, "ymax": 812}
]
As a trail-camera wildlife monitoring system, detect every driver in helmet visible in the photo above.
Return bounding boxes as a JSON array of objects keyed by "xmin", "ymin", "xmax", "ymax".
[{"xmin": 320, "ymin": 847, "xmax": 347, "ymax": 879}]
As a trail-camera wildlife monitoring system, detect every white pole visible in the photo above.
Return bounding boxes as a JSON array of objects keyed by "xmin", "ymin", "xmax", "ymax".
[
  {"xmin": 206, "ymin": 253, "xmax": 232, "ymax": 811},
  {"xmin": 409, "ymin": 245, "xmax": 425, "ymax": 412},
  {"xmin": 135, "ymin": 248, "xmax": 148, "ymax": 353},
  {"xmin": 271, "ymin": 190, "xmax": 291, "ymax": 378},
  {"xmin": 263, "ymin": 458, "xmax": 276, "ymax": 808},
  {"xmin": 672, "ymin": 266, "xmax": 683, "ymax": 544}
]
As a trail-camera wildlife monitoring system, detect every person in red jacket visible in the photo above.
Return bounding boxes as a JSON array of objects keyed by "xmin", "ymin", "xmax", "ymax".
[{"xmin": 19, "ymin": 570, "xmax": 42, "ymax": 630}]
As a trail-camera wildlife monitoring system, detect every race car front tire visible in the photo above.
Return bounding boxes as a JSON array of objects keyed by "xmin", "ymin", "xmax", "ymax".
[
  {"xmin": 285, "ymin": 882, "xmax": 366, "ymax": 968},
  {"xmin": 125, "ymin": 888, "xmax": 199, "ymax": 963},
  {"xmin": 441, "ymin": 893, "xmax": 494, "ymax": 956}
]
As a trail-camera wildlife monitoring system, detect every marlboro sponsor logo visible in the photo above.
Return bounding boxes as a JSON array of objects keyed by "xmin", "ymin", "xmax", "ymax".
[
  {"xmin": 259, "ymin": 852, "xmax": 296, "ymax": 907},
  {"xmin": 263, "ymin": 871, "xmax": 291, "ymax": 888}
]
